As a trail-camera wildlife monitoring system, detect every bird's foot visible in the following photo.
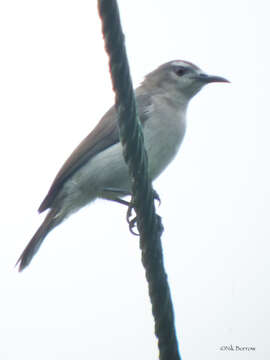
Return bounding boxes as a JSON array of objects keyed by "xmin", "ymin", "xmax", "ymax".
[
  {"xmin": 126, "ymin": 201, "xmax": 139, "ymax": 236},
  {"xmin": 126, "ymin": 189, "xmax": 161, "ymax": 236},
  {"xmin": 153, "ymin": 189, "xmax": 161, "ymax": 207},
  {"xmin": 103, "ymin": 187, "xmax": 161, "ymax": 236}
]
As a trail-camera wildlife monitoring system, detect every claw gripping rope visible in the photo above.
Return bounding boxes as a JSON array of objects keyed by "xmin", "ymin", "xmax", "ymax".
[{"xmin": 97, "ymin": 1, "xmax": 182, "ymax": 359}]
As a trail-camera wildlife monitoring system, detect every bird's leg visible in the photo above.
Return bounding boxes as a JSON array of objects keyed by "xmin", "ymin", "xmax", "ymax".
[
  {"xmin": 102, "ymin": 187, "xmax": 130, "ymax": 195},
  {"xmin": 102, "ymin": 187, "xmax": 161, "ymax": 236},
  {"xmin": 111, "ymin": 198, "xmax": 130, "ymax": 206},
  {"xmin": 102, "ymin": 187, "xmax": 138, "ymax": 234},
  {"xmin": 102, "ymin": 187, "xmax": 131, "ymax": 206},
  {"xmin": 102, "ymin": 187, "xmax": 130, "ymax": 198}
]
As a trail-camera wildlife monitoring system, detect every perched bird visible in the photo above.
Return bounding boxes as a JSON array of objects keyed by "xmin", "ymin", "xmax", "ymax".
[{"xmin": 16, "ymin": 60, "xmax": 229, "ymax": 271}]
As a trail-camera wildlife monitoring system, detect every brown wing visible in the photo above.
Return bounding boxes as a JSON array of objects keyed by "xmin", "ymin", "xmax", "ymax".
[
  {"xmin": 38, "ymin": 94, "xmax": 152, "ymax": 212},
  {"xmin": 38, "ymin": 106, "xmax": 119, "ymax": 212}
]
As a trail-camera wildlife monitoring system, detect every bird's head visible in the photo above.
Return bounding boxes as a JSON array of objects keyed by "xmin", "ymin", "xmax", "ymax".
[{"xmin": 143, "ymin": 60, "xmax": 229, "ymax": 101}]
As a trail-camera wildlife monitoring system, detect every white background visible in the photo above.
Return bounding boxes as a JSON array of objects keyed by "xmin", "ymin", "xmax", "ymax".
[{"xmin": 0, "ymin": 1, "xmax": 269, "ymax": 359}]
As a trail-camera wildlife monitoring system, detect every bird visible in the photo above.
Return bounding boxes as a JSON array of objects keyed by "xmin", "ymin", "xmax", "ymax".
[{"xmin": 16, "ymin": 60, "xmax": 229, "ymax": 271}]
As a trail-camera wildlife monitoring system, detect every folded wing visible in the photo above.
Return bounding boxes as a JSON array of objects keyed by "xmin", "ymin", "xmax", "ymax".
[{"xmin": 38, "ymin": 94, "xmax": 152, "ymax": 212}]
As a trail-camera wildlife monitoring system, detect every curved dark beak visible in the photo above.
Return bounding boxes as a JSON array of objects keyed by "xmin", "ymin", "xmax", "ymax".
[{"xmin": 194, "ymin": 73, "xmax": 230, "ymax": 84}]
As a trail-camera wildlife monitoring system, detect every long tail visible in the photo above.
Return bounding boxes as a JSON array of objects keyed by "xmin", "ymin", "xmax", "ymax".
[{"xmin": 16, "ymin": 209, "xmax": 61, "ymax": 272}]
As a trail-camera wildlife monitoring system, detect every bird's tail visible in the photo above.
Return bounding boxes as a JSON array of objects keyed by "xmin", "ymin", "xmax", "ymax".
[{"xmin": 16, "ymin": 209, "xmax": 62, "ymax": 272}]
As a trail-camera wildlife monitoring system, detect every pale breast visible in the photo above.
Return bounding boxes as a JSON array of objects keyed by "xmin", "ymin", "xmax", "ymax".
[{"xmin": 143, "ymin": 99, "xmax": 187, "ymax": 180}]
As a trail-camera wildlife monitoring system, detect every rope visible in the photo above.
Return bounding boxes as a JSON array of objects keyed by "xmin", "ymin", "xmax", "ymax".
[{"xmin": 97, "ymin": 1, "xmax": 182, "ymax": 359}]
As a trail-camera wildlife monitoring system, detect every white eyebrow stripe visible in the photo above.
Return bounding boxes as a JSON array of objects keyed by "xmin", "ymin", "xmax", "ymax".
[
  {"xmin": 171, "ymin": 60, "xmax": 186, "ymax": 67},
  {"xmin": 171, "ymin": 60, "xmax": 200, "ymax": 70}
]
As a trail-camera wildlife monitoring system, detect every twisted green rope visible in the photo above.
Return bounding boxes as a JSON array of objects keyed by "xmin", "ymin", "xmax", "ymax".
[{"xmin": 97, "ymin": 1, "xmax": 182, "ymax": 359}]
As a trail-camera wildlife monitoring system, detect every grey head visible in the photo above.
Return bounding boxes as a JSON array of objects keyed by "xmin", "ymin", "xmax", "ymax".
[{"xmin": 141, "ymin": 60, "xmax": 229, "ymax": 101}]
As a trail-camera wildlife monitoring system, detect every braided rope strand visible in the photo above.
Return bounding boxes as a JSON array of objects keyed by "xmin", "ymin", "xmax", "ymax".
[{"xmin": 97, "ymin": 1, "xmax": 182, "ymax": 359}]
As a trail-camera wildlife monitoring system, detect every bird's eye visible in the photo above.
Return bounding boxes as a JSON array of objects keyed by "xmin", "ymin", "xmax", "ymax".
[{"xmin": 174, "ymin": 66, "xmax": 187, "ymax": 76}]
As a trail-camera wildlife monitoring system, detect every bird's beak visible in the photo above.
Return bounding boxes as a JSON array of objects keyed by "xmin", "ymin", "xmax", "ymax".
[{"xmin": 194, "ymin": 73, "xmax": 230, "ymax": 84}]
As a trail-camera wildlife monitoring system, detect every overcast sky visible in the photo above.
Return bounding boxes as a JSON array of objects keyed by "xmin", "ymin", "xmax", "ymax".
[{"xmin": 0, "ymin": 1, "xmax": 269, "ymax": 359}]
